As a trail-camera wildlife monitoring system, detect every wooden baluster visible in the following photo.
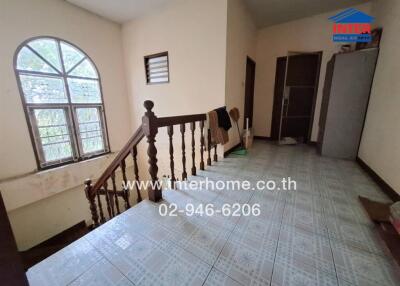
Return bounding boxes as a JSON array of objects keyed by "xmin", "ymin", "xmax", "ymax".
[
  {"xmin": 142, "ymin": 101, "xmax": 162, "ymax": 202},
  {"xmin": 199, "ymin": 120, "xmax": 205, "ymax": 170},
  {"xmin": 123, "ymin": 187, "xmax": 131, "ymax": 210},
  {"xmin": 96, "ymin": 189, "xmax": 105, "ymax": 224},
  {"xmin": 120, "ymin": 157, "xmax": 132, "ymax": 208},
  {"xmin": 131, "ymin": 145, "xmax": 142, "ymax": 203},
  {"xmin": 167, "ymin": 125, "xmax": 176, "ymax": 188},
  {"xmin": 103, "ymin": 180, "xmax": 114, "ymax": 218},
  {"xmin": 207, "ymin": 129, "xmax": 212, "ymax": 166},
  {"xmin": 84, "ymin": 179, "xmax": 99, "ymax": 228},
  {"xmin": 111, "ymin": 171, "xmax": 120, "ymax": 215},
  {"xmin": 190, "ymin": 122, "xmax": 196, "ymax": 175},
  {"xmin": 180, "ymin": 123, "xmax": 187, "ymax": 180},
  {"xmin": 214, "ymin": 144, "xmax": 218, "ymax": 162},
  {"xmin": 121, "ymin": 159, "xmax": 128, "ymax": 188}
]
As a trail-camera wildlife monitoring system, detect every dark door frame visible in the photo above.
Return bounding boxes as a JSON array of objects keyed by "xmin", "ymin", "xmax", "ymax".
[
  {"xmin": 271, "ymin": 57, "xmax": 287, "ymax": 140},
  {"xmin": 270, "ymin": 51, "xmax": 322, "ymax": 142},
  {"xmin": 243, "ymin": 56, "xmax": 256, "ymax": 129},
  {"xmin": 307, "ymin": 51, "xmax": 323, "ymax": 142}
]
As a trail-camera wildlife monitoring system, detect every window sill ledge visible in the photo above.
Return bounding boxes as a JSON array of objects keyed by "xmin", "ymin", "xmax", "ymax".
[
  {"xmin": 36, "ymin": 151, "xmax": 114, "ymax": 175},
  {"xmin": 0, "ymin": 152, "xmax": 117, "ymax": 212}
]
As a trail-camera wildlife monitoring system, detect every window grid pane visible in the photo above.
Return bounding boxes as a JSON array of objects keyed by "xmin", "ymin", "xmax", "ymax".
[
  {"xmin": 60, "ymin": 42, "xmax": 85, "ymax": 72},
  {"xmin": 75, "ymin": 107, "xmax": 105, "ymax": 155},
  {"xmin": 16, "ymin": 38, "xmax": 109, "ymax": 169},
  {"xmin": 28, "ymin": 39, "xmax": 62, "ymax": 72},
  {"xmin": 33, "ymin": 108, "xmax": 74, "ymax": 163},
  {"xmin": 68, "ymin": 59, "xmax": 98, "ymax": 79},
  {"xmin": 17, "ymin": 47, "xmax": 58, "ymax": 74},
  {"xmin": 68, "ymin": 78, "xmax": 101, "ymax": 103},
  {"xmin": 20, "ymin": 74, "xmax": 68, "ymax": 104}
]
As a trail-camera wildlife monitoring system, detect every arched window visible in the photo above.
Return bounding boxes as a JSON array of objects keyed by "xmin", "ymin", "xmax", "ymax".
[{"xmin": 14, "ymin": 37, "xmax": 109, "ymax": 169}]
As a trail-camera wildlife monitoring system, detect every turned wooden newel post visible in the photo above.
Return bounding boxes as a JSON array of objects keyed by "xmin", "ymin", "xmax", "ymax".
[
  {"xmin": 142, "ymin": 100, "xmax": 162, "ymax": 202},
  {"xmin": 84, "ymin": 179, "xmax": 99, "ymax": 228}
]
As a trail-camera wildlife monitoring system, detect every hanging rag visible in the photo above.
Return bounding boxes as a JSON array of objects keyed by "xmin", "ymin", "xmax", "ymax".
[
  {"xmin": 214, "ymin": 107, "xmax": 232, "ymax": 131},
  {"xmin": 229, "ymin": 107, "xmax": 244, "ymax": 148},
  {"xmin": 208, "ymin": 110, "xmax": 229, "ymax": 145}
]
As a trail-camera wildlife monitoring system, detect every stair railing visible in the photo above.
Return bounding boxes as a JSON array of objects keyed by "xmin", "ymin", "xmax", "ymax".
[{"xmin": 84, "ymin": 100, "xmax": 218, "ymax": 227}]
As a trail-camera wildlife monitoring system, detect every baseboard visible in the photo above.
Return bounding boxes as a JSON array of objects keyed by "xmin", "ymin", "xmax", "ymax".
[
  {"xmin": 253, "ymin": 136, "xmax": 272, "ymax": 140},
  {"xmin": 356, "ymin": 157, "xmax": 400, "ymax": 202},
  {"xmin": 253, "ymin": 137, "xmax": 316, "ymax": 146},
  {"xmin": 224, "ymin": 136, "xmax": 272, "ymax": 157},
  {"xmin": 223, "ymin": 143, "xmax": 241, "ymax": 158}
]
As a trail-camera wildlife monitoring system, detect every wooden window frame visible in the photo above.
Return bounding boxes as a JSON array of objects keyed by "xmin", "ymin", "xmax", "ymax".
[
  {"xmin": 14, "ymin": 36, "xmax": 111, "ymax": 171},
  {"xmin": 144, "ymin": 51, "xmax": 170, "ymax": 85}
]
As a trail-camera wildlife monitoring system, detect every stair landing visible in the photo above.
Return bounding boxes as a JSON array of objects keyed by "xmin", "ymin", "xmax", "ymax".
[{"xmin": 27, "ymin": 141, "xmax": 400, "ymax": 286}]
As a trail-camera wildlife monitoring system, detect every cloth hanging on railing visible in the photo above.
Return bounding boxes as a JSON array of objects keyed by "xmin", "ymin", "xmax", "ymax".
[
  {"xmin": 215, "ymin": 106, "xmax": 232, "ymax": 131},
  {"xmin": 208, "ymin": 110, "xmax": 229, "ymax": 145}
]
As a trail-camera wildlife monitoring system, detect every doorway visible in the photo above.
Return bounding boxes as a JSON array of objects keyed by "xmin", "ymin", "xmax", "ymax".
[
  {"xmin": 243, "ymin": 56, "xmax": 256, "ymax": 129},
  {"xmin": 271, "ymin": 52, "xmax": 322, "ymax": 143}
]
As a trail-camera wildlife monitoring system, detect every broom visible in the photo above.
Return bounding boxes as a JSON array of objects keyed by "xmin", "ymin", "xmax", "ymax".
[{"xmin": 229, "ymin": 108, "xmax": 247, "ymax": 155}]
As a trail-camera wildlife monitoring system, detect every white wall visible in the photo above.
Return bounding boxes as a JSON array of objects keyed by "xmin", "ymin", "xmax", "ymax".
[
  {"xmin": 0, "ymin": 0, "xmax": 229, "ymax": 250},
  {"xmin": 253, "ymin": 3, "xmax": 372, "ymax": 140},
  {"xmin": 0, "ymin": 0, "xmax": 131, "ymax": 250},
  {"xmin": 122, "ymin": 0, "xmax": 227, "ymax": 123},
  {"xmin": 224, "ymin": 0, "xmax": 256, "ymax": 151},
  {"xmin": 1, "ymin": 0, "xmax": 387, "ymax": 251},
  {"xmin": 358, "ymin": 0, "xmax": 400, "ymax": 195},
  {"xmin": 122, "ymin": 0, "xmax": 228, "ymax": 175}
]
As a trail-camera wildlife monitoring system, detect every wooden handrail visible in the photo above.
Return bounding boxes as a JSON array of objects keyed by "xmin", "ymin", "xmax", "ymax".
[
  {"xmin": 90, "ymin": 111, "xmax": 207, "ymax": 196},
  {"xmin": 157, "ymin": 114, "xmax": 206, "ymax": 127},
  {"xmin": 84, "ymin": 101, "xmax": 218, "ymax": 228},
  {"xmin": 92, "ymin": 126, "xmax": 145, "ymax": 192}
]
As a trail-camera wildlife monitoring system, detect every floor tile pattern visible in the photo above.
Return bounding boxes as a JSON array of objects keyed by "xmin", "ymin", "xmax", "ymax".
[{"xmin": 27, "ymin": 141, "xmax": 400, "ymax": 285}]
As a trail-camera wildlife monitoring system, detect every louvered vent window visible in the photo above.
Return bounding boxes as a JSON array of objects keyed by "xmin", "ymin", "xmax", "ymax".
[{"xmin": 144, "ymin": 52, "xmax": 169, "ymax": 84}]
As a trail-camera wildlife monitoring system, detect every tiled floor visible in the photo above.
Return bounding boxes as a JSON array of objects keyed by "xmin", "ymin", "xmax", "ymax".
[{"xmin": 27, "ymin": 141, "xmax": 400, "ymax": 286}]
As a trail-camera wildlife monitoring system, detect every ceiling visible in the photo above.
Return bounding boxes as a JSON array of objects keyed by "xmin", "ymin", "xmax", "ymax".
[
  {"xmin": 243, "ymin": 0, "xmax": 370, "ymax": 28},
  {"xmin": 66, "ymin": 0, "xmax": 370, "ymax": 26},
  {"xmin": 65, "ymin": 0, "xmax": 174, "ymax": 23}
]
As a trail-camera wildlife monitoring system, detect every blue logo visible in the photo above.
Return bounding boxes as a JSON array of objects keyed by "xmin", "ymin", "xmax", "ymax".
[{"xmin": 329, "ymin": 8, "xmax": 374, "ymax": 42}]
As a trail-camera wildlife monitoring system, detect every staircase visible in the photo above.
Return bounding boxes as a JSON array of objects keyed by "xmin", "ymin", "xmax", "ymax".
[{"xmin": 84, "ymin": 100, "xmax": 219, "ymax": 227}]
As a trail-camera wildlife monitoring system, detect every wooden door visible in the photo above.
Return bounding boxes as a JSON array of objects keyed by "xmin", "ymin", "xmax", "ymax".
[
  {"xmin": 271, "ymin": 52, "xmax": 322, "ymax": 142},
  {"xmin": 243, "ymin": 57, "xmax": 256, "ymax": 129}
]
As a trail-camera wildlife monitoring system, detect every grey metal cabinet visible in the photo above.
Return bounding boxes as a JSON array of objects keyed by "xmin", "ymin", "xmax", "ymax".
[{"xmin": 317, "ymin": 48, "xmax": 379, "ymax": 160}]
